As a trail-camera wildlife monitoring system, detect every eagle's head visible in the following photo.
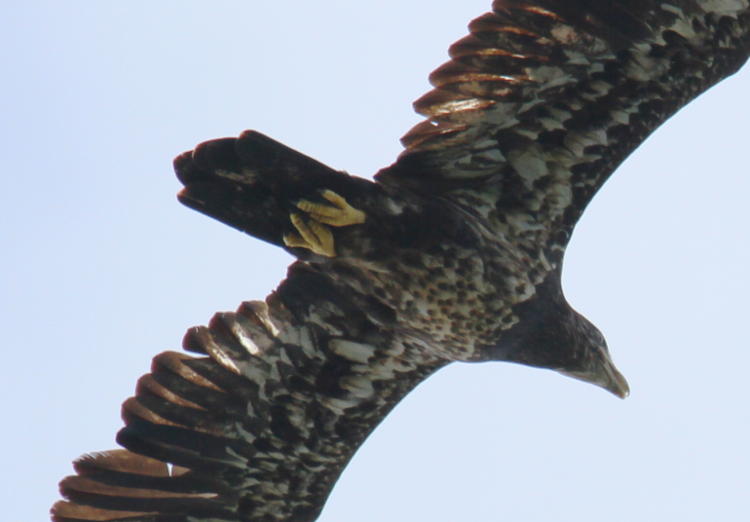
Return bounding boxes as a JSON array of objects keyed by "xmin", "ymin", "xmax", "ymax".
[
  {"xmin": 488, "ymin": 272, "xmax": 629, "ymax": 399},
  {"xmin": 555, "ymin": 311, "xmax": 629, "ymax": 399}
]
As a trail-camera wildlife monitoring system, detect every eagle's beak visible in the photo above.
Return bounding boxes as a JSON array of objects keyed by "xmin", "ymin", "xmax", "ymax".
[
  {"xmin": 600, "ymin": 361, "xmax": 630, "ymax": 399},
  {"xmin": 558, "ymin": 351, "xmax": 630, "ymax": 399}
]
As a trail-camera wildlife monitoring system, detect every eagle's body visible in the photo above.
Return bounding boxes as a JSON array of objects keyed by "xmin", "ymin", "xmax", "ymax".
[{"xmin": 52, "ymin": 1, "xmax": 750, "ymax": 521}]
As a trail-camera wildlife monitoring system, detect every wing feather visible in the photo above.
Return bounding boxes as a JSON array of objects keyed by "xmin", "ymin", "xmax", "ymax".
[
  {"xmin": 379, "ymin": 0, "xmax": 750, "ymax": 260},
  {"xmin": 53, "ymin": 263, "xmax": 444, "ymax": 521}
]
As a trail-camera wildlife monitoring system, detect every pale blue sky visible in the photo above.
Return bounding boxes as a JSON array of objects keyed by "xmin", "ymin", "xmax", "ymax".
[{"xmin": 2, "ymin": 2, "xmax": 749, "ymax": 521}]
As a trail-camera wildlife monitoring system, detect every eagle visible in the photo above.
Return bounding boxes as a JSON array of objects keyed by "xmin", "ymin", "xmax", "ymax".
[{"xmin": 52, "ymin": 1, "xmax": 750, "ymax": 521}]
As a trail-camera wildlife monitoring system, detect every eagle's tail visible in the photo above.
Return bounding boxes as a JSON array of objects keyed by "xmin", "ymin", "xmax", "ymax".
[{"xmin": 175, "ymin": 130, "xmax": 376, "ymax": 255}]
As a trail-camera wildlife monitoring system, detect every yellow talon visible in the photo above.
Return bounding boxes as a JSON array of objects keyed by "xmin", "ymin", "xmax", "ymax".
[
  {"xmin": 284, "ymin": 213, "xmax": 335, "ymax": 257},
  {"xmin": 283, "ymin": 190, "xmax": 365, "ymax": 257},
  {"xmin": 296, "ymin": 190, "xmax": 366, "ymax": 227}
]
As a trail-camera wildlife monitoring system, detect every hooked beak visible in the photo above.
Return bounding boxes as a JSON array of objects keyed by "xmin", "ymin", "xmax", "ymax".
[
  {"xmin": 559, "ymin": 352, "xmax": 630, "ymax": 399},
  {"xmin": 599, "ymin": 361, "xmax": 630, "ymax": 399}
]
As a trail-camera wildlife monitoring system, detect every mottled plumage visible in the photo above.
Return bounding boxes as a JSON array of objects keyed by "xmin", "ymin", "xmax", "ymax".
[{"xmin": 53, "ymin": 1, "xmax": 750, "ymax": 521}]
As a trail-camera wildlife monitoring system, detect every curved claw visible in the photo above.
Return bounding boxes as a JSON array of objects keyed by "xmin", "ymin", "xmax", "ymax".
[
  {"xmin": 283, "ymin": 190, "xmax": 365, "ymax": 257},
  {"xmin": 295, "ymin": 190, "xmax": 366, "ymax": 227},
  {"xmin": 284, "ymin": 213, "xmax": 336, "ymax": 257}
]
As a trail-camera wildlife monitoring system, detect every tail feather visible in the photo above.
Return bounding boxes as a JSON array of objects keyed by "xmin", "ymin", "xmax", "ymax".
[
  {"xmin": 175, "ymin": 130, "xmax": 380, "ymax": 256},
  {"xmin": 175, "ymin": 131, "xmax": 352, "ymax": 250}
]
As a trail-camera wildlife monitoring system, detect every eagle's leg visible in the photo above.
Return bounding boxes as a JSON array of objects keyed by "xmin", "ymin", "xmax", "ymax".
[{"xmin": 283, "ymin": 190, "xmax": 366, "ymax": 257}]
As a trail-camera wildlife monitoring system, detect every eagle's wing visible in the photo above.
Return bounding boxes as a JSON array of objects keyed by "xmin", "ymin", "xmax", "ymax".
[
  {"xmin": 52, "ymin": 259, "xmax": 443, "ymax": 521},
  {"xmin": 378, "ymin": 0, "xmax": 750, "ymax": 260}
]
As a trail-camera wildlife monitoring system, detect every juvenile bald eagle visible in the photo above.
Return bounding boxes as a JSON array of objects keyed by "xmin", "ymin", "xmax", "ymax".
[{"xmin": 53, "ymin": 1, "xmax": 750, "ymax": 521}]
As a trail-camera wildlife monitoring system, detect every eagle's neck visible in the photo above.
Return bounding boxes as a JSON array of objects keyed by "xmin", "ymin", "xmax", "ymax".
[{"xmin": 486, "ymin": 269, "xmax": 587, "ymax": 370}]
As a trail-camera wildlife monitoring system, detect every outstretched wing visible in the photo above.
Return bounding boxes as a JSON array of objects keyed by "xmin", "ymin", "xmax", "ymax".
[
  {"xmin": 378, "ymin": 0, "xmax": 750, "ymax": 260},
  {"xmin": 52, "ymin": 261, "xmax": 443, "ymax": 521}
]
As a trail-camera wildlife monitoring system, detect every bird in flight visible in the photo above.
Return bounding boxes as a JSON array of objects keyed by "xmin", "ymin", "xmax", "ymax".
[{"xmin": 52, "ymin": 1, "xmax": 750, "ymax": 521}]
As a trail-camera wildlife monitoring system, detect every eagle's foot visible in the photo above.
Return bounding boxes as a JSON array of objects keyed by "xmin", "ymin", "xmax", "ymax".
[
  {"xmin": 284, "ymin": 213, "xmax": 336, "ymax": 257},
  {"xmin": 295, "ymin": 190, "xmax": 366, "ymax": 227},
  {"xmin": 283, "ymin": 190, "xmax": 366, "ymax": 257}
]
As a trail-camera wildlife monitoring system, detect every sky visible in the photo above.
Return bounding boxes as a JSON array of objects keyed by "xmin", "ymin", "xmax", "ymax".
[{"xmin": 2, "ymin": 2, "xmax": 749, "ymax": 521}]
